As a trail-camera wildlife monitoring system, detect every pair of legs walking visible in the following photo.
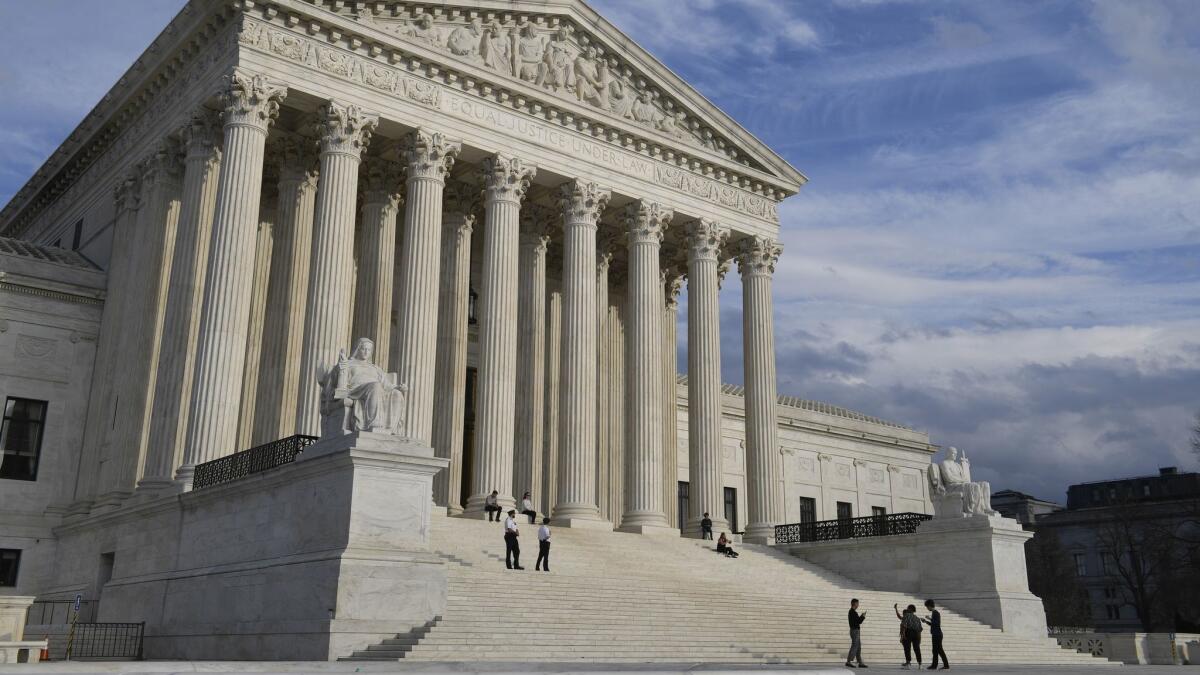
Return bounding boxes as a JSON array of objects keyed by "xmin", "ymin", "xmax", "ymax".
[
  {"xmin": 846, "ymin": 627, "xmax": 866, "ymax": 667},
  {"xmin": 930, "ymin": 634, "xmax": 949, "ymax": 669}
]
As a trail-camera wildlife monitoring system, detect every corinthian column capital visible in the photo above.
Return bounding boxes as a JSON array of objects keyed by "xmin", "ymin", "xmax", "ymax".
[
  {"xmin": 663, "ymin": 266, "xmax": 686, "ymax": 309},
  {"xmin": 444, "ymin": 178, "xmax": 482, "ymax": 219},
  {"xmin": 558, "ymin": 180, "xmax": 611, "ymax": 226},
  {"xmin": 138, "ymin": 139, "xmax": 183, "ymax": 187},
  {"xmin": 219, "ymin": 69, "xmax": 287, "ymax": 130},
  {"xmin": 113, "ymin": 172, "xmax": 142, "ymax": 215},
  {"xmin": 361, "ymin": 156, "xmax": 404, "ymax": 212},
  {"xmin": 738, "ymin": 235, "xmax": 784, "ymax": 277},
  {"xmin": 315, "ymin": 99, "xmax": 378, "ymax": 158},
  {"xmin": 520, "ymin": 205, "xmax": 553, "ymax": 253},
  {"xmin": 685, "ymin": 218, "xmax": 729, "ymax": 262},
  {"xmin": 182, "ymin": 109, "xmax": 222, "ymax": 161},
  {"xmin": 482, "ymin": 154, "xmax": 537, "ymax": 204},
  {"xmin": 622, "ymin": 201, "xmax": 673, "ymax": 245},
  {"xmin": 403, "ymin": 128, "xmax": 461, "ymax": 182}
]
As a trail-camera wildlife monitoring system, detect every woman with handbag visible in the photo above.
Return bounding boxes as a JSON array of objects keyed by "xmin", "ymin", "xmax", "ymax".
[{"xmin": 895, "ymin": 603, "xmax": 923, "ymax": 669}]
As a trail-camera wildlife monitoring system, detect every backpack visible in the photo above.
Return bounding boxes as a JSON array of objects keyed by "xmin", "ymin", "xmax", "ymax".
[{"xmin": 902, "ymin": 613, "xmax": 923, "ymax": 634}]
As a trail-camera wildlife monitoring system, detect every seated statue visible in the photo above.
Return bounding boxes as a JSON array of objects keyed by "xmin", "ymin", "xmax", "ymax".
[
  {"xmin": 319, "ymin": 337, "xmax": 408, "ymax": 439},
  {"xmin": 927, "ymin": 447, "xmax": 999, "ymax": 518}
]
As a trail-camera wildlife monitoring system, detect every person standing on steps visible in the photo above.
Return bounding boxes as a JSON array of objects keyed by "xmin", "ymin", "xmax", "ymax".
[
  {"xmin": 536, "ymin": 517, "xmax": 551, "ymax": 572},
  {"xmin": 846, "ymin": 598, "xmax": 868, "ymax": 668},
  {"xmin": 700, "ymin": 512, "xmax": 713, "ymax": 540},
  {"xmin": 896, "ymin": 603, "xmax": 923, "ymax": 669},
  {"xmin": 503, "ymin": 509, "xmax": 524, "ymax": 570},
  {"xmin": 521, "ymin": 491, "xmax": 537, "ymax": 524},
  {"xmin": 484, "ymin": 489, "xmax": 501, "ymax": 522},
  {"xmin": 922, "ymin": 599, "xmax": 949, "ymax": 670}
]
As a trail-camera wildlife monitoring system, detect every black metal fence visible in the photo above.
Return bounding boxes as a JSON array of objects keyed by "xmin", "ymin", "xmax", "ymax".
[
  {"xmin": 27, "ymin": 599, "xmax": 97, "ymax": 624},
  {"xmin": 192, "ymin": 434, "xmax": 318, "ymax": 490},
  {"xmin": 775, "ymin": 512, "xmax": 932, "ymax": 544},
  {"xmin": 66, "ymin": 622, "xmax": 144, "ymax": 660}
]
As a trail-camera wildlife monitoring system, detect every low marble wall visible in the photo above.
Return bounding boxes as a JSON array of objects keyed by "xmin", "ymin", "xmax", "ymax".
[
  {"xmin": 45, "ymin": 433, "xmax": 448, "ymax": 660},
  {"xmin": 780, "ymin": 514, "xmax": 1048, "ymax": 641},
  {"xmin": 1056, "ymin": 631, "xmax": 1200, "ymax": 665}
]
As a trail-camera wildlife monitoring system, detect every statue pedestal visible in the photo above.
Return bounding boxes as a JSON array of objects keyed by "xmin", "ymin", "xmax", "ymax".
[{"xmin": 916, "ymin": 515, "xmax": 1048, "ymax": 641}]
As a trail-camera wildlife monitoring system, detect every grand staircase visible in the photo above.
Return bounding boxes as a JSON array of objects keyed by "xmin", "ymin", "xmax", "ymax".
[{"xmin": 345, "ymin": 514, "xmax": 1110, "ymax": 665}]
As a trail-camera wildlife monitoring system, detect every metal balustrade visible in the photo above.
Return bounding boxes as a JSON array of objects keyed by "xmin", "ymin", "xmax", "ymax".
[
  {"xmin": 66, "ymin": 622, "xmax": 144, "ymax": 660},
  {"xmin": 774, "ymin": 512, "xmax": 932, "ymax": 544},
  {"xmin": 192, "ymin": 434, "xmax": 318, "ymax": 490}
]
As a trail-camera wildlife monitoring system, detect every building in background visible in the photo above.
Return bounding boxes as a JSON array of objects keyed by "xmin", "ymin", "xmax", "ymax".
[{"xmin": 993, "ymin": 489, "xmax": 1063, "ymax": 529}]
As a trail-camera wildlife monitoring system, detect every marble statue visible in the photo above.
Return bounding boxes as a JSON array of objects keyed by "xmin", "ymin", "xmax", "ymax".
[
  {"xmin": 538, "ymin": 28, "xmax": 575, "ymax": 92},
  {"xmin": 447, "ymin": 18, "xmax": 483, "ymax": 59},
  {"xmin": 319, "ymin": 337, "xmax": 408, "ymax": 438},
  {"xmin": 512, "ymin": 22, "xmax": 544, "ymax": 82},
  {"xmin": 574, "ymin": 45, "xmax": 609, "ymax": 108},
  {"xmin": 481, "ymin": 21, "xmax": 511, "ymax": 75},
  {"xmin": 927, "ymin": 447, "xmax": 998, "ymax": 518}
]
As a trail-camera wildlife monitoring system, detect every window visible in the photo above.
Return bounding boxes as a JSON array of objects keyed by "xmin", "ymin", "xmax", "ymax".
[
  {"xmin": 837, "ymin": 501, "xmax": 853, "ymax": 520},
  {"xmin": 1073, "ymin": 553, "xmax": 1088, "ymax": 576},
  {"xmin": 1102, "ymin": 552, "xmax": 1118, "ymax": 575},
  {"xmin": 798, "ymin": 497, "xmax": 816, "ymax": 524},
  {"xmin": 0, "ymin": 549, "xmax": 19, "ymax": 586},
  {"xmin": 1103, "ymin": 587, "xmax": 1118, "ymax": 600},
  {"xmin": 723, "ymin": 487, "xmax": 738, "ymax": 533},
  {"xmin": 1109, "ymin": 488, "xmax": 1117, "ymax": 499},
  {"xmin": 872, "ymin": 506, "xmax": 887, "ymax": 518},
  {"xmin": 72, "ymin": 219, "xmax": 84, "ymax": 250},
  {"xmin": 1092, "ymin": 489, "xmax": 1101, "ymax": 503},
  {"xmin": 1105, "ymin": 605, "xmax": 1121, "ymax": 620},
  {"xmin": 1142, "ymin": 484, "xmax": 1151, "ymax": 497},
  {"xmin": 677, "ymin": 482, "xmax": 689, "ymax": 531},
  {"xmin": 0, "ymin": 398, "xmax": 48, "ymax": 481}
]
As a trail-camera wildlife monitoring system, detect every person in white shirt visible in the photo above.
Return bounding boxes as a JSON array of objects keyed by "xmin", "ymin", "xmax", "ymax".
[
  {"xmin": 503, "ymin": 509, "xmax": 523, "ymax": 570},
  {"xmin": 520, "ymin": 491, "xmax": 537, "ymax": 524},
  {"xmin": 536, "ymin": 517, "xmax": 551, "ymax": 572},
  {"xmin": 484, "ymin": 489, "xmax": 501, "ymax": 522}
]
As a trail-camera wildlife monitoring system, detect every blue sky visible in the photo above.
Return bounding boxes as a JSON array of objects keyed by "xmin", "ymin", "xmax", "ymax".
[{"xmin": 2, "ymin": 0, "xmax": 1198, "ymax": 501}]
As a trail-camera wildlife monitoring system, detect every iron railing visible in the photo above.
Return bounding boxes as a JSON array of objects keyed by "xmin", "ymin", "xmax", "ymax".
[
  {"xmin": 27, "ymin": 599, "xmax": 97, "ymax": 624},
  {"xmin": 192, "ymin": 434, "xmax": 318, "ymax": 490},
  {"xmin": 774, "ymin": 512, "xmax": 932, "ymax": 544},
  {"xmin": 66, "ymin": 622, "xmax": 144, "ymax": 660}
]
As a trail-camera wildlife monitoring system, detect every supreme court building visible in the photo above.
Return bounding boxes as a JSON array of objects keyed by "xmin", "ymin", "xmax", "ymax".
[{"xmin": 0, "ymin": 0, "xmax": 938, "ymax": 655}]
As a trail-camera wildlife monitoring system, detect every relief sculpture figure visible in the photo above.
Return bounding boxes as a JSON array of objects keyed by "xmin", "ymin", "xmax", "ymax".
[
  {"xmin": 573, "ymin": 45, "xmax": 609, "ymax": 108},
  {"xmin": 447, "ymin": 18, "xmax": 483, "ymax": 59},
  {"xmin": 538, "ymin": 28, "xmax": 575, "ymax": 92},
  {"xmin": 512, "ymin": 22, "xmax": 545, "ymax": 82},
  {"xmin": 927, "ymin": 447, "xmax": 999, "ymax": 518},
  {"xmin": 319, "ymin": 337, "xmax": 408, "ymax": 439},
  {"xmin": 481, "ymin": 21, "xmax": 512, "ymax": 75}
]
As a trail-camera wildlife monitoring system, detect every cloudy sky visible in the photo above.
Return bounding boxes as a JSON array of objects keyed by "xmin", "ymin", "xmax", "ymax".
[{"xmin": 2, "ymin": 0, "xmax": 1198, "ymax": 501}]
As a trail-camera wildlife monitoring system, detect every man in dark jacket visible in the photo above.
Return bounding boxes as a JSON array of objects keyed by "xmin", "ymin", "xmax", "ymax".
[
  {"xmin": 700, "ymin": 512, "xmax": 713, "ymax": 540},
  {"xmin": 846, "ymin": 598, "xmax": 868, "ymax": 668},
  {"xmin": 923, "ymin": 599, "xmax": 948, "ymax": 669}
]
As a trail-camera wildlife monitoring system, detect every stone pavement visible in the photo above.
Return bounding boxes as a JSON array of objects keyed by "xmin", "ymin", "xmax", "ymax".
[{"xmin": 0, "ymin": 663, "xmax": 1192, "ymax": 674}]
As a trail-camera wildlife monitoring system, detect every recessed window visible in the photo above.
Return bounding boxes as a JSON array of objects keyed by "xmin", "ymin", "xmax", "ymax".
[
  {"xmin": 1073, "ymin": 553, "xmax": 1088, "ymax": 577},
  {"xmin": 872, "ymin": 506, "xmax": 887, "ymax": 517},
  {"xmin": 72, "ymin": 219, "xmax": 84, "ymax": 251},
  {"xmin": 1142, "ymin": 484, "xmax": 1151, "ymax": 497},
  {"xmin": 0, "ymin": 397, "xmax": 48, "ymax": 481},
  {"xmin": 1106, "ymin": 604, "xmax": 1121, "ymax": 620},
  {"xmin": 0, "ymin": 549, "xmax": 19, "ymax": 586},
  {"xmin": 798, "ymin": 496, "xmax": 816, "ymax": 524}
]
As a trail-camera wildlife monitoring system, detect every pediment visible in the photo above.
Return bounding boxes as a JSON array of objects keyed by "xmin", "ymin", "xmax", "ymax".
[{"xmin": 305, "ymin": 0, "xmax": 805, "ymax": 192}]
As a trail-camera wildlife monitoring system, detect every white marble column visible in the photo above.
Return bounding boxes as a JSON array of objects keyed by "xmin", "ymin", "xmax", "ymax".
[
  {"xmin": 662, "ymin": 267, "xmax": 685, "ymax": 528},
  {"xmin": 540, "ymin": 274, "xmax": 562, "ymax": 517},
  {"xmin": 431, "ymin": 180, "xmax": 477, "ymax": 514},
  {"xmin": 739, "ymin": 236, "xmax": 785, "ymax": 543},
  {"xmin": 251, "ymin": 136, "xmax": 319, "ymax": 445},
  {"xmin": 235, "ymin": 215, "xmax": 274, "ymax": 450},
  {"xmin": 139, "ymin": 112, "xmax": 221, "ymax": 491},
  {"xmin": 393, "ymin": 129, "xmax": 460, "ymax": 444},
  {"xmin": 685, "ymin": 218, "xmax": 730, "ymax": 536},
  {"xmin": 179, "ymin": 71, "xmax": 286, "ymax": 484},
  {"xmin": 620, "ymin": 201, "xmax": 676, "ymax": 534},
  {"xmin": 294, "ymin": 100, "xmax": 378, "ymax": 437},
  {"xmin": 100, "ymin": 141, "xmax": 182, "ymax": 503},
  {"xmin": 554, "ymin": 180, "xmax": 612, "ymax": 529},
  {"xmin": 513, "ymin": 209, "xmax": 550, "ymax": 509},
  {"xmin": 594, "ymin": 242, "xmax": 613, "ymax": 521},
  {"xmin": 607, "ymin": 296, "xmax": 626, "ymax": 527},
  {"xmin": 466, "ymin": 154, "xmax": 536, "ymax": 515},
  {"xmin": 351, "ymin": 156, "xmax": 402, "ymax": 371}
]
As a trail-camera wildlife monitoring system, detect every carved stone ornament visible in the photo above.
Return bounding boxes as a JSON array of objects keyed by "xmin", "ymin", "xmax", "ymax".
[
  {"xmin": 182, "ymin": 109, "xmax": 223, "ymax": 161},
  {"xmin": 16, "ymin": 334, "xmax": 57, "ymax": 360},
  {"xmin": 481, "ymin": 154, "xmax": 537, "ymax": 203},
  {"xmin": 559, "ymin": 180, "xmax": 611, "ymax": 225},
  {"xmin": 138, "ymin": 139, "xmax": 183, "ymax": 187},
  {"xmin": 519, "ymin": 204, "xmax": 554, "ymax": 248},
  {"xmin": 319, "ymin": 337, "xmax": 408, "ymax": 439},
  {"xmin": 443, "ymin": 178, "xmax": 482, "ymax": 219},
  {"xmin": 112, "ymin": 172, "xmax": 142, "ymax": 215},
  {"xmin": 817, "ymin": 453, "xmax": 833, "ymax": 463},
  {"xmin": 220, "ymin": 69, "xmax": 287, "ymax": 130},
  {"xmin": 315, "ymin": 100, "xmax": 378, "ymax": 157},
  {"xmin": 685, "ymin": 219, "xmax": 729, "ymax": 262},
  {"xmin": 403, "ymin": 128, "xmax": 462, "ymax": 182},
  {"xmin": 738, "ymin": 235, "xmax": 783, "ymax": 277},
  {"xmin": 361, "ymin": 156, "xmax": 404, "ymax": 212},
  {"xmin": 716, "ymin": 253, "xmax": 735, "ymax": 289},
  {"xmin": 663, "ymin": 266, "xmax": 686, "ymax": 309},
  {"xmin": 622, "ymin": 201, "xmax": 672, "ymax": 245}
]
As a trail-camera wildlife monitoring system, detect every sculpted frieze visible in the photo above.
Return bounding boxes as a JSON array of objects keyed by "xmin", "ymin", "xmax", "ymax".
[{"xmin": 237, "ymin": 17, "xmax": 779, "ymax": 223}]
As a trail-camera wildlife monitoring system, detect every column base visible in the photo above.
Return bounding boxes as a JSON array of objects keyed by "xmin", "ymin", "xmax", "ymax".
[
  {"xmin": 447, "ymin": 504, "xmax": 464, "ymax": 516},
  {"xmin": 742, "ymin": 523, "xmax": 777, "ymax": 545},
  {"xmin": 617, "ymin": 523, "xmax": 680, "ymax": 537},
  {"xmin": 555, "ymin": 516, "xmax": 614, "ymax": 531}
]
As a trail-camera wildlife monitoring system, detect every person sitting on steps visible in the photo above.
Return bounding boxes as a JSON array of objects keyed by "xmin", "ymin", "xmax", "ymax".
[
  {"xmin": 520, "ymin": 491, "xmax": 537, "ymax": 524},
  {"xmin": 715, "ymin": 532, "xmax": 739, "ymax": 558},
  {"xmin": 484, "ymin": 489, "xmax": 501, "ymax": 522}
]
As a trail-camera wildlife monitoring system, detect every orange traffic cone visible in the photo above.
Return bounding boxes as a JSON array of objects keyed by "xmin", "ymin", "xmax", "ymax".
[{"xmin": 39, "ymin": 636, "xmax": 49, "ymax": 662}]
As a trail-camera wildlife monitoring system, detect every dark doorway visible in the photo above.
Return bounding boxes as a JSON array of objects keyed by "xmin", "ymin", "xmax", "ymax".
[
  {"xmin": 724, "ymin": 486, "xmax": 738, "ymax": 533},
  {"xmin": 799, "ymin": 496, "xmax": 816, "ymax": 524},
  {"xmin": 459, "ymin": 367, "xmax": 477, "ymax": 511},
  {"xmin": 677, "ymin": 481, "xmax": 689, "ymax": 530}
]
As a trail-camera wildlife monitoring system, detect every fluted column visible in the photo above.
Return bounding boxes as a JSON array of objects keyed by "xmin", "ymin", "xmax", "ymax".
[
  {"xmin": 178, "ymin": 71, "xmax": 286, "ymax": 485},
  {"xmin": 351, "ymin": 157, "xmax": 403, "ymax": 371},
  {"xmin": 662, "ymin": 268, "xmax": 685, "ymax": 528},
  {"xmin": 553, "ymin": 180, "xmax": 612, "ymax": 529},
  {"xmin": 100, "ymin": 141, "xmax": 183, "ymax": 503},
  {"xmin": 685, "ymin": 218, "xmax": 730, "ymax": 536},
  {"xmin": 252, "ymin": 137, "xmax": 319, "ymax": 444},
  {"xmin": 393, "ymin": 129, "xmax": 461, "ymax": 443},
  {"xmin": 540, "ymin": 275, "xmax": 562, "ymax": 516},
  {"xmin": 139, "ymin": 112, "xmax": 222, "ymax": 491},
  {"xmin": 235, "ymin": 215, "xmax": 274, "ymax": 450},
  {"xmin": 294, "ymin": 100, "xmax": 378, "ymax": 437},
  {"xmin": 594, "ymin": 243, "xmax": 613, "ymax": 521},
  {"xmin": 513, "ymin": 209, "xmax": 550, "ymax": 509},
  {"xmin": 74, "ymin": 173, "xmax": 142, "ymax": 510},
  {"xmin": 431, "ymin": 181, "xmax": 477, "ymax": 514},
  {"xmin": 607, "ymin": 296, "xmax": 626, "ymax": 527},
  {"xmin": 619, "ymin": 201, "xmax": 676, "ymax": 534},
  {"xmin": 739, "ymin": 236, "xmax": 785, "ymax": 543},
  {"xmin": 466, "ymin": 154, "xmax": 536, "ymax": 515}
]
